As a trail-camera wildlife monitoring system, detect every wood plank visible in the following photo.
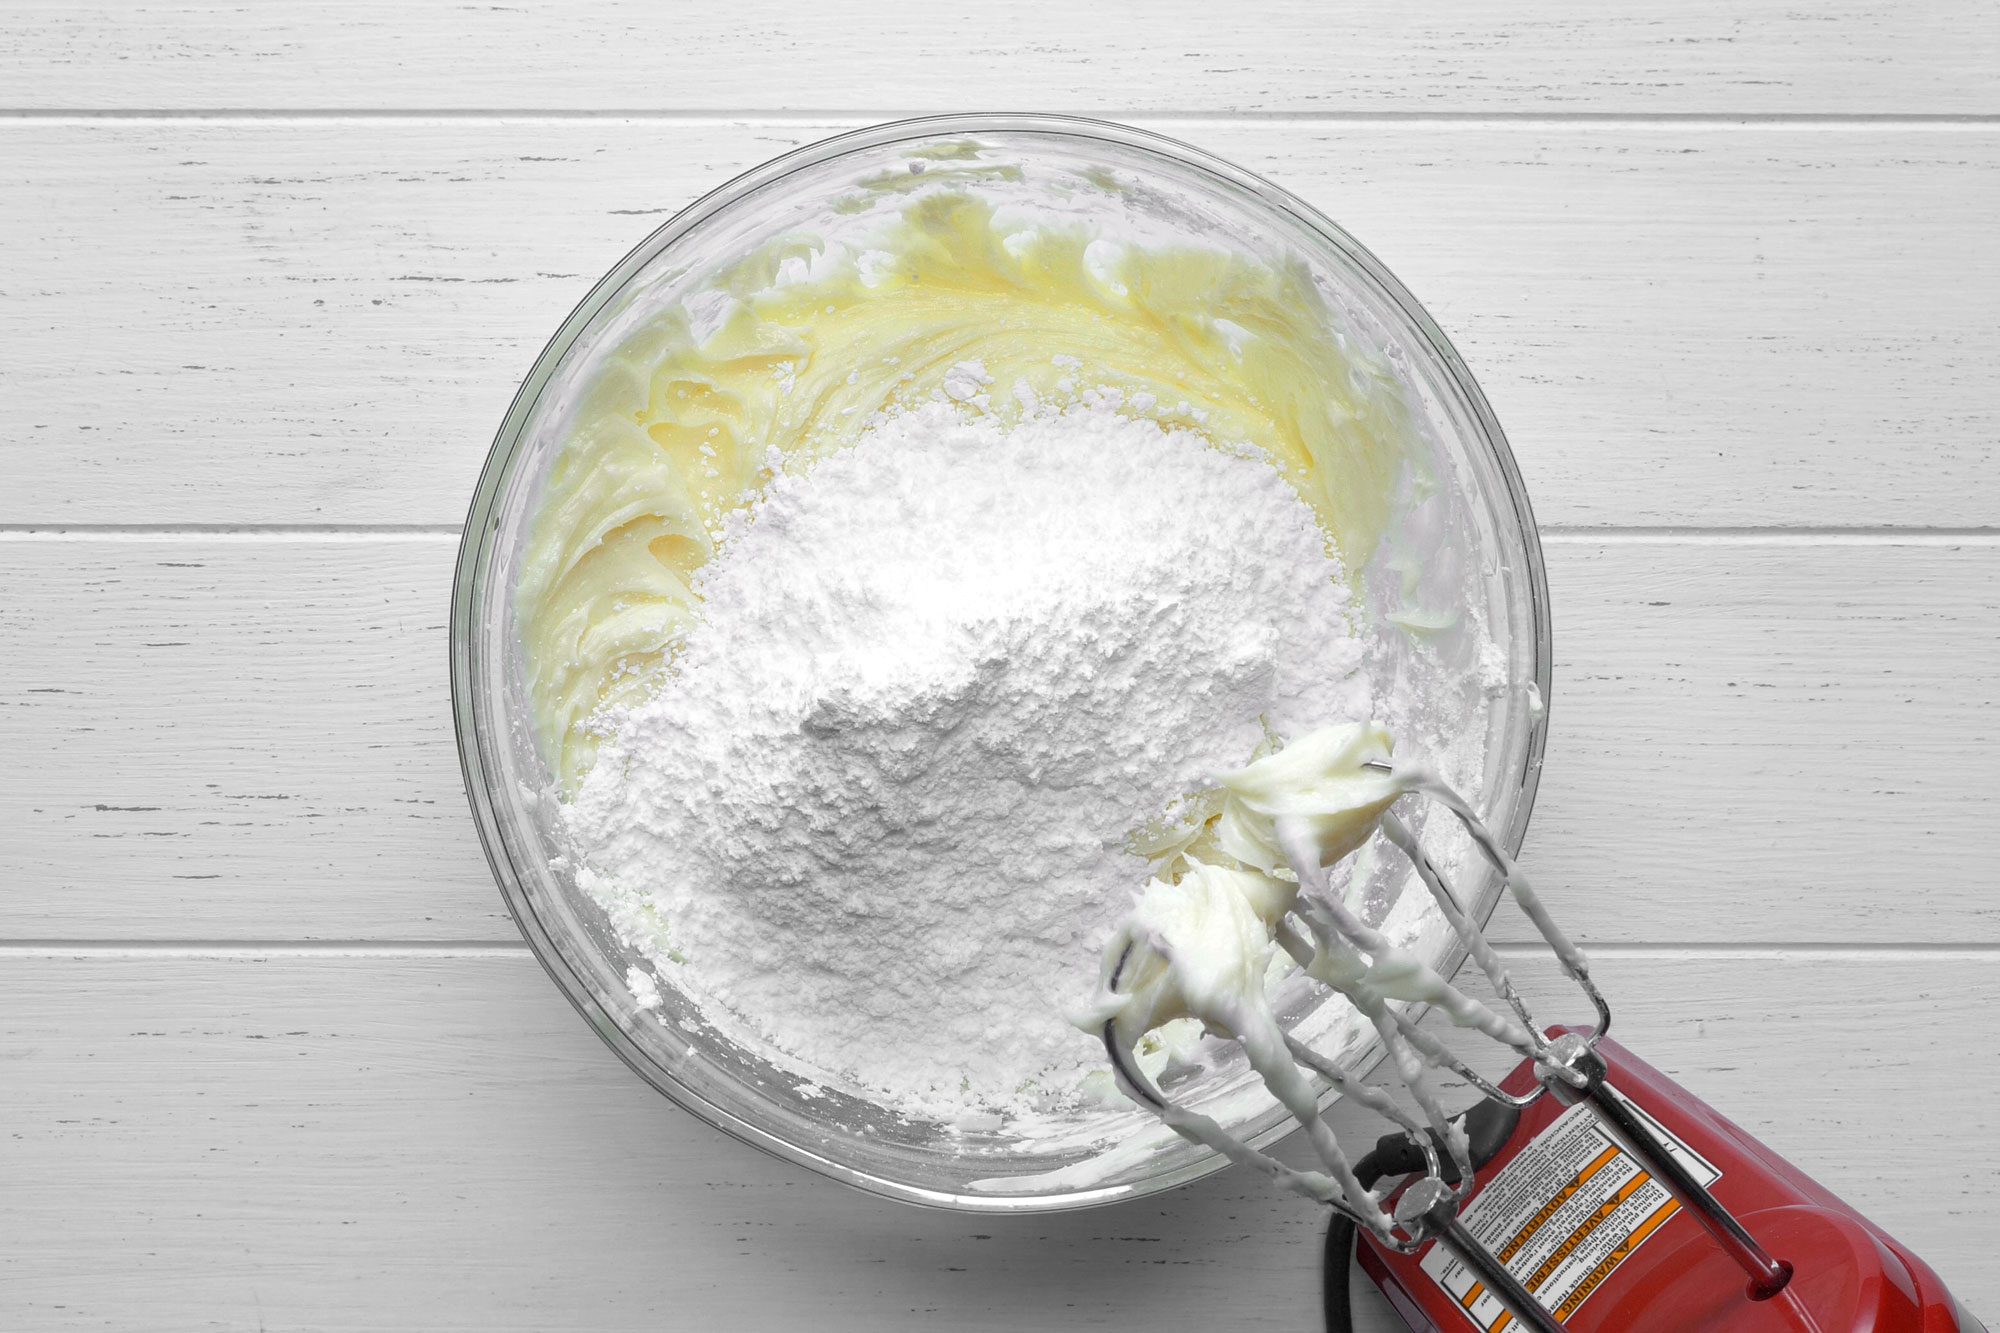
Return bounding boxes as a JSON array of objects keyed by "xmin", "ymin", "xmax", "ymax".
[
  {"xmin": 0, "ymin": 949, "xmax": 1989, "ymax": 1329},
  {"xmin": 0, "ymin": 536, "xmax": 505, "ymax": 941},
  {"xmin": 3, "ymin": 536, "xmax": 1994, "ymax": 943},
  {"xmin": 1524, "ymin": 535, "xmax": 2000, "ymax": 947},
  {"xmin": 3, "ymin": 2, "xmax": 1994, "ymax": 115},
  {"xmin": 4, "ymin": 118, "xmax": 2000, "ymax": 528}
]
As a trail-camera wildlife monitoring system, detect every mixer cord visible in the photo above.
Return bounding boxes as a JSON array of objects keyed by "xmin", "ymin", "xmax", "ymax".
[{"xmin": 1323, "ymin": 1098, "xmax": 1522, "ymax": 1333}]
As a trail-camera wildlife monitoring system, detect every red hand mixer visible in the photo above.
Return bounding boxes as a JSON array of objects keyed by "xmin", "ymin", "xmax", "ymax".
[
  {"xmin": 1335, "ymin": 1029, "xmax": 1979, "ymax": 1332},
  {"xmin": 1102, "ymin": 769, "xmax": 1983, "ymax": 1333}
]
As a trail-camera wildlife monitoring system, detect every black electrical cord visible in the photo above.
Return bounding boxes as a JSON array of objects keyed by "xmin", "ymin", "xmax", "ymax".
[
  {"xmin": 1320, "ymin": 1181, "xmax": 1370, "ymax": 1333},
  {"xmin": 1322, "ymin": 1099, "xmax": 1523, "ymax": 1332}
]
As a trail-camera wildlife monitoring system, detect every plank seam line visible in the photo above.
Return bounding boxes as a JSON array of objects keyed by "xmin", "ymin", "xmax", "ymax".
[
  {"xmin": 0, "ymin": 941, "xmax": 532, "ymax": 957},
  {"xmin": 1542, "ymin": 527, "xmax": 2000, "ymax": 545},
  {"xmin": 0, "ymin": 525, "xmax": 464, "ymax": 541},
  {"xmin": 3, "ymin": 109, "xmax": 2000, "ymax": 126},
  {"xmin": 1490, "ymin": 941, "xmax": 2000, "ymax": 957},
  {"xmin": 4, "ymin": 940, "xmax": 1995, "ymax": 958},
  {"xmin": 3, "ymin": 525, "xmax": 1997, "ymax": 544}
]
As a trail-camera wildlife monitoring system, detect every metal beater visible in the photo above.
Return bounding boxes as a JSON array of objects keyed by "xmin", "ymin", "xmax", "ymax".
[{"xmin": 1099, "ymin": 764, "xmax": 1973, "ymax": 1333}]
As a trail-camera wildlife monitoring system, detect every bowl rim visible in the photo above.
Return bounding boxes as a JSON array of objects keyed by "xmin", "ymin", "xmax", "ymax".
[{"xmin": 449, "ymin": 112, "xmax": 1554, "ymax": 1213}]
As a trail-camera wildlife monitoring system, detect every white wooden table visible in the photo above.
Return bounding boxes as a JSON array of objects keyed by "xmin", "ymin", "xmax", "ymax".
[{"xmin": 4, "ymin": 5, "xmax": 1997, "ymax": 1329}]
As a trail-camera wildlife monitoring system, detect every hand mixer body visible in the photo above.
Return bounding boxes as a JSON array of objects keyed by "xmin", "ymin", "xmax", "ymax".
[{"xmin": 1354, "ymin": 1032, "xmax": 1980, "ymax": 1333}]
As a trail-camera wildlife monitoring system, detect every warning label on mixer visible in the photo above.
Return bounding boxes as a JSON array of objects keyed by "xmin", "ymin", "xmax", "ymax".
[{"xmin": 1418, "ymin": 1090, "xmax": 1719, "ymax": 1329}]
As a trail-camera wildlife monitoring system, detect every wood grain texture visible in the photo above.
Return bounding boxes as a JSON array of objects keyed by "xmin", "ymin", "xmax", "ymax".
[
  {"xmin": 1, "ymin": 949, "xmax": 1990, "ymax": 1330},
  {"xmin": 7, "ymin": 6, "xmax": 1999, "ymax": 1327},
  {"xmin": 4, "ymin": 2, "xmax": 1996, "ymax": 115},
  {"xmin": 0, "ymin": 535, "xmax": 504, "ymax": 942},
  {"xmin": 4, "ymin": 534, "xmax": 1995, "ymax": 944},
  {"xmin": 8, "ymin": 117, "xmax": 2000, "ymax": 528}
]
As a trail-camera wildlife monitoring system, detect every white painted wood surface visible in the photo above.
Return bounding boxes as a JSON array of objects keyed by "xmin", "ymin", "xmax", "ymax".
[
  {"xmin": 7, "ymin": 2, "xmax": 1996, "ymax": 114},
  {"xmin": 3, "ymin": 4, "xmax": 1996, "ymax": 1330},
  {"xmin": 7, "ymin": 534, "xmax": 1997, "ymax": 945},
  {"xmin": 10, "ymin": 118, "xmax": 2000, "ymax": 528},
  {"xmin": 5, "ymin": 949, "xmax": 1994, "ymax": 1331}
]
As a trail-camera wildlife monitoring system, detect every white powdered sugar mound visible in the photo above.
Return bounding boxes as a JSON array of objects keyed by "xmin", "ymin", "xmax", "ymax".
[{"xmin": 562, "ymin": 400, "xmax": 1377, "ymax": 1118}]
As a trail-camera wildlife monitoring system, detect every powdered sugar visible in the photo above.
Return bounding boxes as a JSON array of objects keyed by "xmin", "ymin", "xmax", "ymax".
[{"xmin": 562, "ymin": 400, "xmax": 1376, "ymax": 1118}]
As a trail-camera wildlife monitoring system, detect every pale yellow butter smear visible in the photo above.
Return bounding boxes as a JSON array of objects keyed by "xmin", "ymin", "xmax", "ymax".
[{"xmin": 517, "ymin": 190, "xmax": 1416, "ymax": 785}]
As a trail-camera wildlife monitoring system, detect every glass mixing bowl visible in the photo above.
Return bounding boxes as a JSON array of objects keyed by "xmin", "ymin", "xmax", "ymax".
[{"xmin": 451, "ymin": 115, "xmax": 1551, "ymax": 1212}]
